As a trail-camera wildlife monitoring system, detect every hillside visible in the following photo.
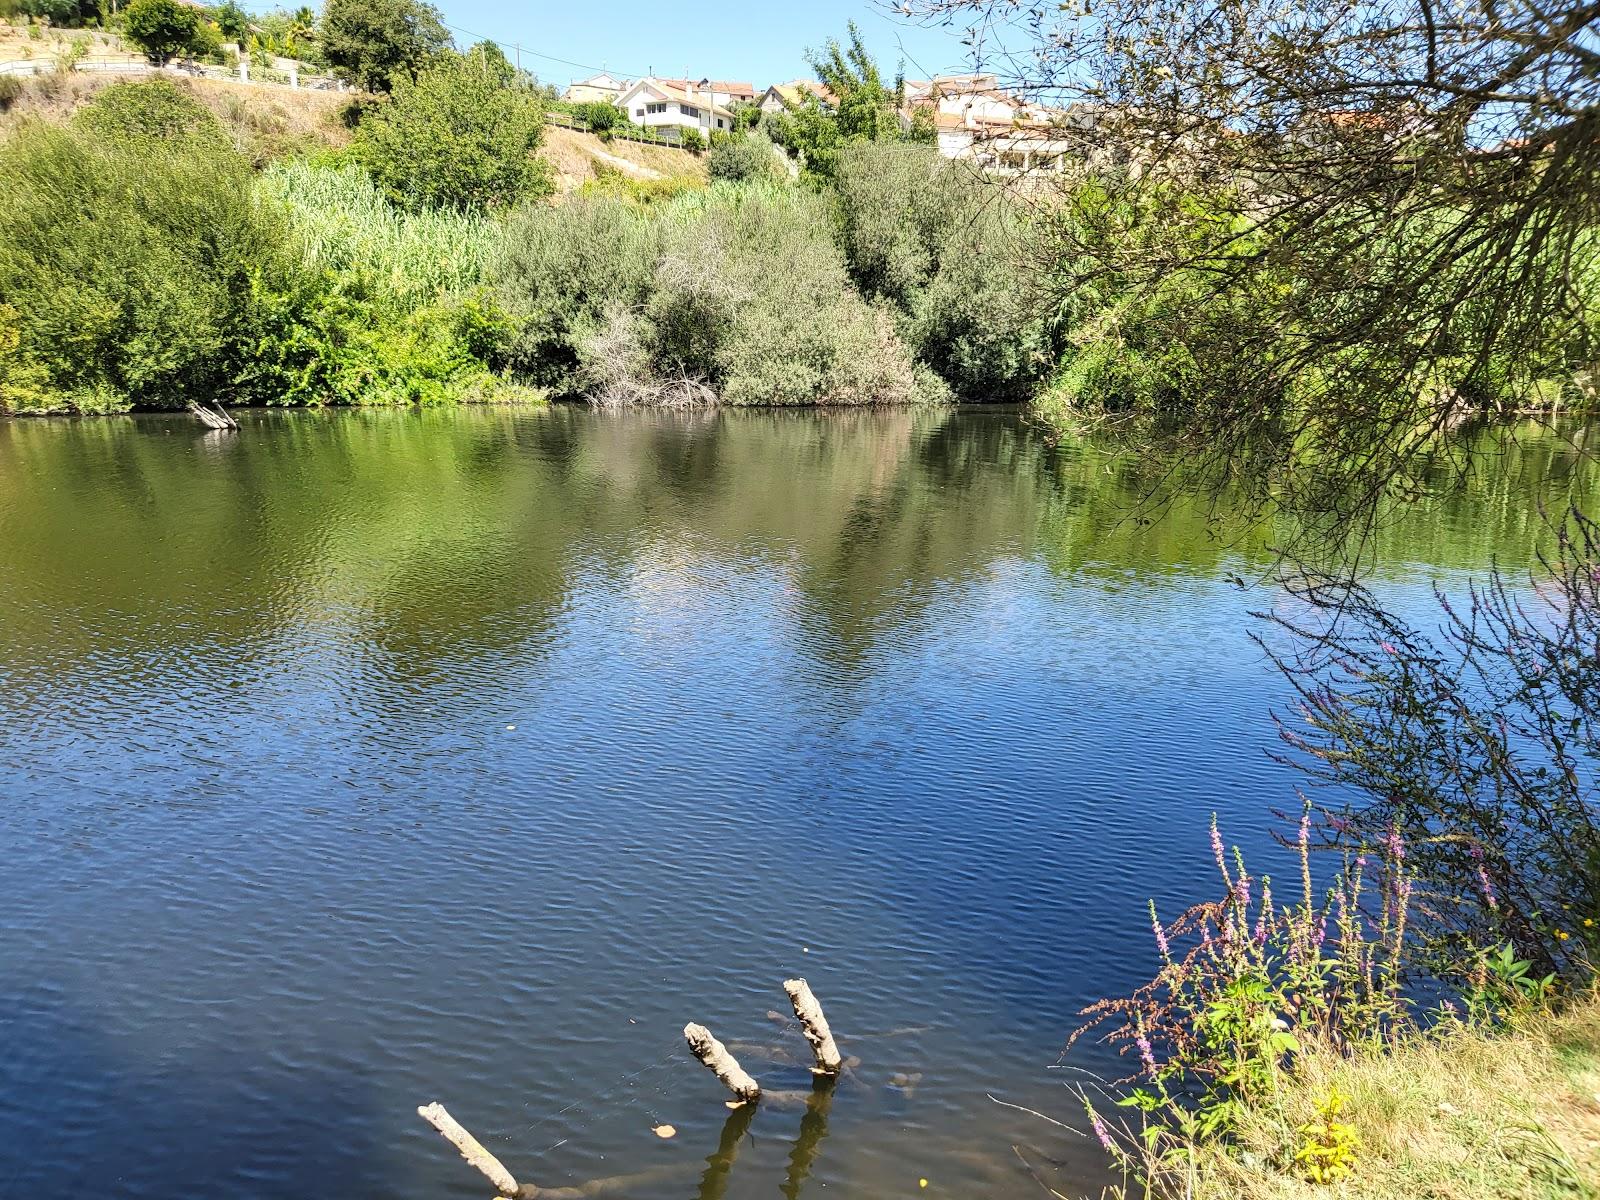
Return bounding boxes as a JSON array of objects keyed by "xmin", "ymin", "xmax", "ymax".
[
  {"xmin": 540, "ymin": 123, "xmax": 706, "ymax": 192},
  {"xmin": 0, "ymin": 69, "xmax": 354, "ymax": 162}
]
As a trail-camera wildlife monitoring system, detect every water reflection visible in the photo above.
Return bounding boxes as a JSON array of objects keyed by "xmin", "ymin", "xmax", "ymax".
[{"xmin": 0, "ymin": 406, "xmax": 1590, "ymax": 1200}]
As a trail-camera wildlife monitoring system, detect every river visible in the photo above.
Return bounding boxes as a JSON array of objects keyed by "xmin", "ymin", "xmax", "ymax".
[{"xmin": 0, "ymin": 406, "xmax": 1590, "ymax": 1199}]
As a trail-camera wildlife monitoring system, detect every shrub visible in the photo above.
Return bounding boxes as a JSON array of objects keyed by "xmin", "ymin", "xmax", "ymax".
[
  {"xmin": 575, "ymin": 184, "xmax": 936, "ymax": 407},
  {"xmin": 243, "ymin": 159, "xmax": 522, "ymax": 406},
  {"xmin": 71, "ymin": 77, "xmax": 225, "ymax": 148},
  {"xmin": 0, "ymin": 75, "xmax": 23, "ymax": 111},
  {"xmin": 123, "ymin": 0, "xmax": 205, "ymax": 65},
  {"xmin": 572, "ymin": 100, "xmax": 626, "ymax": 137},
  {"xmin": 493, "ymin": 195, "xmax": 659, "ymax": 390},
  {"xmin": 833, "ymin": 142, "xmax": 1055, "ymax": 399},
  {"xmin": 678, "ymin": 125, "xmax": 704, "ymax": 153},
  {"xmin": 356, "ymin": 47, "xmax": 553, "ymax": 212},
  {"xmin": 0, "ymin": 124, "xmax": 280, "ymax": 411},
  {"xmin": 707, "ymin": 133, "xmax": 782, "ymax": 184}
]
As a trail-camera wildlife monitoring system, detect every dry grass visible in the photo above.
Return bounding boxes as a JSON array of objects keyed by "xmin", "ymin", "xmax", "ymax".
[
  {"xmin": 0, "ymin": 67, "xmax": 351, "ymax": 161},
  {"xmin": 540, "ymin": 123, "xmax": 705, "ymax": 193},
  {"xmin": 1170, "ymin": 998, "xmax": 1600, "ymax": 1200}
]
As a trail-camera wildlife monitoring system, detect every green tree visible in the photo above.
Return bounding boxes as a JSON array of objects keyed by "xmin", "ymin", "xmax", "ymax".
[
  {"xmin": 356, "ymin": 46, "xmax": 552, "ymax": 211},
  {"xmin": 210, "ymin": 1, "xmax": 249, "ymax": 40},
  {"xmin": 707, "ymin": 133, "xmax": 781, "ymax": 184},
  {"xmin": 320, "ymin": 0, "xmax": 449, "ymax": 93},
  {"xmin": 123, "ymin": 0, "xmax": 204, "ymax": 64},
  {"xmin": 21, "ymin": 0, "xmax": 100, "ymax": 25},
  {"xmin": 769, "ymin": 23, "xmax": 919, "ymax": 182}
]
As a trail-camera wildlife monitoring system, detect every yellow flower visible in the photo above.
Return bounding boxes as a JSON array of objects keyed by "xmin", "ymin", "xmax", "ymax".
[
  {"xmin": 1556, "ymin": 930, "xmax": 1571, "ymax": 941},
  {"xmin": 1586, "ymin": 919, "xmax": 1595, "ymax": 928}
]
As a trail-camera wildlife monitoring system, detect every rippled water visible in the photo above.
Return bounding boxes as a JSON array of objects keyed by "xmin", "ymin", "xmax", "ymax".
[{"xmin": 0, "ymin": 407, "xmax": 1592, "ymax": 1200}]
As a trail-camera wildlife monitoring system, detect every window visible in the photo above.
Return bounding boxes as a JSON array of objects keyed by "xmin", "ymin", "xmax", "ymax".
[
  {"xmin": 645, "ymin": 102, "xmax": 667, "ymax": 115},
  {"xmin": 681, "ymin": 104, "xmax": 700, "ymax": 119},
  {"xmin": 635, "ymin": 108, "xmax": 645, "ymax": 118},
  {"xmin": 716, "ymin": 118, "xmax": 725, "ymax": 129}
]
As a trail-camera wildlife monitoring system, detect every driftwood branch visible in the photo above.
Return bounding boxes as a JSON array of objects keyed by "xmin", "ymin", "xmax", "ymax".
[
  {"xmin": 417, "ymin": 1102, "xmax": 519, "ymax": 1197},
  {"xmin": 782, "ymin": 979, "xmax": 842, "ymax": 1073},
  {"xmin": 684, "ymin": 1022, "xmax": 762, "ymax": 1102}
]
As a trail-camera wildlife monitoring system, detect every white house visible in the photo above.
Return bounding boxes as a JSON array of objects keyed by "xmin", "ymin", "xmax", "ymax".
[
  {"xmin": 617, "ymin": 77, "xmax": 736, "ymax": 135},
  {"xmin": 912, "ymin": 74, "xmax": 1085, "ymax": 176},
  {"xmin": 565, "ymin": 73, "xmax": 629, "ymax": 104}
]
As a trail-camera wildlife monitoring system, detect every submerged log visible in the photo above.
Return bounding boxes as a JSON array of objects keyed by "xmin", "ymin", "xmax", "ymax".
[
  {"xmin": 417, "ymin": 1102, "xmax": 520, "ymax": 1197},
  {"xmin": 684, "ymin": 1022, "xmax": 762, "ymax": 1102},
  {"xmin": 189, "ymin": 401, "xmax": 239, "ymax": 430},
  {"xmin": 782, "ymin": 979, "xmax": 842, "ymax": 1074}
]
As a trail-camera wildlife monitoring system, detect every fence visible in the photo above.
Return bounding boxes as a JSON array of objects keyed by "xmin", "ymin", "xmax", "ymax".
[
  {"xmin": 0, "ymin": 57, "xmax": 348, "ymax": 92},
  {"xmin": 545, "ymin": 107, "xmax": 689, "ymax": 149}
]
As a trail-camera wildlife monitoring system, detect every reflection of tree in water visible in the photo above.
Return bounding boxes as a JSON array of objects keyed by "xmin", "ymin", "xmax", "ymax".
[{"xmin": 0, "ymin": 408, "xmax": 1592, "ymax": 711}]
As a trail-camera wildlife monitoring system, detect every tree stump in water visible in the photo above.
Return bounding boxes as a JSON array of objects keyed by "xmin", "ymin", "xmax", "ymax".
[
  {"xmin": 684, "ymin": 1022, "xmax": 762, "ymax": 1102},
  {"xmin": 783, "ymin": 978, "xmax": 842, "ymax": 1074}
]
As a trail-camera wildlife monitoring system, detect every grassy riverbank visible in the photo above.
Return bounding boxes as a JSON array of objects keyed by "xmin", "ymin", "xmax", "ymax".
[{"xmin": 1167, "ymin": 998, "xmax": 1600, "ymax": 1200}]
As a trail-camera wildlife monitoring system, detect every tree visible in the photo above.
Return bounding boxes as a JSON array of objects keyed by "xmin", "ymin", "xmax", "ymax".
[
  {"xmin": 21, "ymin": 0, "xmax": 100, "ymax": 25},
  {"xmin": 767, "ymin": 23, "xmax": 921, "ymax": 182},
  {"xmin": 320, "ymin": 0, "xmax": 449, "ymax": 93},
  {"xmin": 123, "ymin": 0, "xmax": 205, "ymax": 64},
  {"xmin": 356, "ymin": 46, "xmax": 552, "ymax": 211},
  {"xmin": 210, "ymin": 1, "xmax": 249, "ymax": 41},
  {"xmin": 708, "ymin": 133, "xmax": 781, "ymax": 184},
  {"xmin": 905, "ymin": 0, "xmax": 1600, "ymax": 543}
]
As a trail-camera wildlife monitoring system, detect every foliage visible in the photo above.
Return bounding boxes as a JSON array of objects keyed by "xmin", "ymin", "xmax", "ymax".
[
  {"xmin": 707, "ymin": 133, "xmax": 781, "ymax": 184},
  {"xmin": 906, "ymin": 0, "xmax": 1600, "ymax": 540},
  {"xmin": 355, "ymin": 46, "xmax": 552, "ymax": 212},
  {"xmin": 71, "ymin": 77, "xmax": 225, "ymax": 148},
  {"xmin": 0, "ymin": 75, "xmax": 23, "ymax": 112},
  {"xmin": 0, "ymin": 123, "xmax": 278, "ymax": 412},
  {"xmin": 211, "ymin": 0, "xmax": 249, "ymax": 41},
  {"xmin": 571, "ymin": 100, "xmax": 626, "ymax": 137},
  {"xmin": 833, "ymin": 143, "xmax": 1055, "ymax": 399},
  {"xmin": 1292, "ymin": 1090, "xmax": 1360, "ymax": 1184},
  {"xmin": 766, "ymin": 22, "xmax": 922, "ymax": 183},
  {"xmin": 1266, "ymin": 510, "xmax": 1600, "ymax": 979},
  {"xmin": 123, "ymin": 0, "xmax": 205, "ymax": 64},
  {"xmin": 320, "ymin": 0, "xmax": 448, "ymax": 93},
  {"xmin": 494, "ymin": 184, "xmax": 941, "ymax": 406},
  {"xmin": 244, "ymin": 158, "xmax": 527, "ymax": 406},
  {"xmin": 677, "ymin": 125, "xmax": 703, "ymax": 153},
  {"xmin": 20, "ymin": 0, "xmax": 97, "ymax": 24}
]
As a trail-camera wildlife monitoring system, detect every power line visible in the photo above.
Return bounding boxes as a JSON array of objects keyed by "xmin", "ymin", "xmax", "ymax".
[{"xmin": 439, "ymin": 19, "xmax": 647, "ymax": 81}]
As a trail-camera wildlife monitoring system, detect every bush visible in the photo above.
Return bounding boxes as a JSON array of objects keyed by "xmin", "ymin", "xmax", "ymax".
[
  {"xmin": 0, "ymin": 75, "xmax": 22, "ymax": 112},
  {"xmin": 242, "ymin": 159, "xmax": 525, "ymax": 406},
  {"xmin": 833, "ymin": 142, "xmax": 1055, "ymax": 399},
  {"xmin": 123, "ymin": 0, "xmax": 205, "ymax": 65},
  {"xmin": 707, "ymin": 133, "xmax": 782, "ymax": 184},
  {"xmin": 520, "ymin": 184, "xmax": 939, "ymax": 407},
  {"xmin": 493, "ymin": 195, "xmax": 659, "ymax": 390},
  {"xmin": 0, "ymin": 124, "xmax": 280, "ymax": 411},
  {"xmin": 571, "ymin": 100, "xmax": 626, "ymax": 136},
  {"xmin": 356, "ymin": 47, "xmax": 553, "ymax": 212},
  {"xmin": 71, "ymin": 78, "xmax": 225, "ymax": 148},
  {"xmin": 678, "ymin": 125, "xmax": 704, "ymax": 153}
]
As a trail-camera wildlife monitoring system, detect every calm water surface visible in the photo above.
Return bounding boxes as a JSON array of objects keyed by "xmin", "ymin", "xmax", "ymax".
[{"xmin": 0, "ymin": 407, "xmax": 1591, "ymax": 1200}]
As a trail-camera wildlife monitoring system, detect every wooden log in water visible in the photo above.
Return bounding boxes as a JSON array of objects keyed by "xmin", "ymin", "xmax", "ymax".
[
  {"xmin": 684, "ymin": 1022, "xmax": 761, "ymax": 1102},
  {"xmin": 782, "ymin": 979, "xmax": 842, "ymax": 1074},
  {"xmin": 416, "ymin": 1102, "xmax": 520, "ymax": 1197}
]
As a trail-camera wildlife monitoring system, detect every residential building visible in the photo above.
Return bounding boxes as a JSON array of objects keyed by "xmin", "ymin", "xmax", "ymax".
[
  {"xmin": 617, "ymin": 76, "xmax": 737, "ymax": 135},
  {"xmin": 758, "ymin": 80, "xmax": 832, "ymax": 114},
  {"xmin": 654, "ymin": 78, "xmax": 756, "ymax": 109},
  {"xmin": 565, "ymin": 73, "xmax": 629, "ymax": 104},
  {"xmin": 912, "ymin": 75, "xmax": 1088, "ymax": 177}
]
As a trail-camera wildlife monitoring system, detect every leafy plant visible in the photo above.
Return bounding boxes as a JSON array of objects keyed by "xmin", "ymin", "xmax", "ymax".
[
  {"xmin": 1293, "ymin": 1090, "xmax": 1360, "ymax": 1184},
  {"xmin": 123, "ymin": 0, "xmax": 205, "ymax": 65},
  {"xmin": 355, "ymin": 46, "xmax": 553, "ymax": 212}
]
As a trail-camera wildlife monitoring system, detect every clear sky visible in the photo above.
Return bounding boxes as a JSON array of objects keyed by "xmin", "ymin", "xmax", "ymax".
[{"xmin": 425, "ymin": 1, "xmax": 977, "ymax": 90}]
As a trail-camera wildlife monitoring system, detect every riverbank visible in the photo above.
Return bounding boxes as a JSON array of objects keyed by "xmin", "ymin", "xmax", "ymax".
[{"xmin": 1144, "ymin": 998, "xmax": 1600, "ymax": 1200}]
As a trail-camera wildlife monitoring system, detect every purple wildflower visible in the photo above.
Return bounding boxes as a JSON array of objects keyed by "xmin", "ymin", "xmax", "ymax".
[
  {"xmin": 1236, "ymin": 876, "xmax": 1252, "ymax": 908},
  {"xmin": 1384, "ymin": 828, "xmax": 1406, "ymax": 864},
  {"xmin": 1137, "ymin": 1034, "xmax": 1158, "ymax": 1080},
  {"xmin": 1477, "ymin": 865, "xmax": 1498, "ymax": 910},
  {"xmin": 1380, "ymin": 641, "xmax": 1398, "ymax": 655},
  {"xmin": 1090, "ymin": 1112, "xmax": 1116, "ymax": 1154},
  {"xmin": 1210, "ymin": 818, "xmax": 1227, "ymax": 876},
  {"xmin": 1150, "ymin": 903, "xmax": 1171, "ymax": 960}
]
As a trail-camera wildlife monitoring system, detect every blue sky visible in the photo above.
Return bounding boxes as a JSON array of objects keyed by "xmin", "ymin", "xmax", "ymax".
[{"xmin": 426, "ymin": 1, "xmax": 976, "ymax": 90}]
